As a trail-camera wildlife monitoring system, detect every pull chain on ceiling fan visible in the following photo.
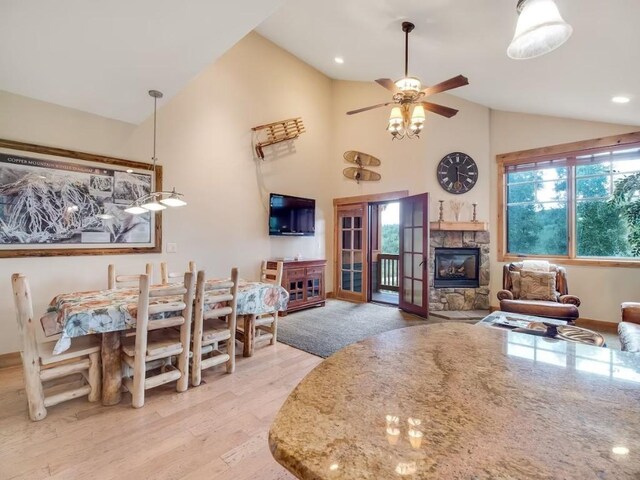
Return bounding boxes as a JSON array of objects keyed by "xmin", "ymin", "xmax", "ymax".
[{"xmin": 346, "ymin": 21, "xmax": 469, "ymax": 140}]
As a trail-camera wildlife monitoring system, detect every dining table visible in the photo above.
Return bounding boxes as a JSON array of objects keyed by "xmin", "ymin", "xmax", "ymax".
[{"xmin": 41, "ymin": 278, "xmax": 289, "ymax": 406}]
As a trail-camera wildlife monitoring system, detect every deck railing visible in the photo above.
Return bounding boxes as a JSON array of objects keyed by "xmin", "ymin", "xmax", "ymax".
[{"xmin": 377, "ymin": 253, "xmax": 399, "ymax": 292}]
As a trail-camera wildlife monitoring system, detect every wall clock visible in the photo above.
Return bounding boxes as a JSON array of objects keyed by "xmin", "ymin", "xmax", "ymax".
[{"xmin": 437, "ymin": 152, "xmax": 478, "ymax": 194}]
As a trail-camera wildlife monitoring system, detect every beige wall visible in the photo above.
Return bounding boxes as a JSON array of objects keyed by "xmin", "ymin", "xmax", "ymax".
[
  {"xmin": 0, "ymin": 32, "xmax": 333, "ymax": 354},
  {"xmin": 489, "ymin": 110, "xmax": 640, "ymax": 322},
  {"xmin": 330, "ymin": 81, "xmax": 491, "ymax": 222},
  {"xmin": 2, "ymin": 32, "xmax": 639, "ymax": 355}
]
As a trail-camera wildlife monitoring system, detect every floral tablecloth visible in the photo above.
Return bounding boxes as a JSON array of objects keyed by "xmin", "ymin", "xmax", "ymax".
[{"xmin": 44, "ymin": 279, "xmax": 289, "ymax": 354}]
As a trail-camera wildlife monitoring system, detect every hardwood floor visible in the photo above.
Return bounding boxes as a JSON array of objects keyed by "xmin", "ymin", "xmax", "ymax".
[{"xmin": 0, "ymin": 343, "xmax": 322, "ymax": 480}]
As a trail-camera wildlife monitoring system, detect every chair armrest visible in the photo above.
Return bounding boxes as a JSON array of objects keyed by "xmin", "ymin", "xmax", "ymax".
[
  {"xmin": 559, "ymin": 295, "xmax": 581, "ymax": 307},
  {"xmin": 497, "ymin": 290, "xmax": 514, "ymax": 301},
  {"xmin": 622, "ymin": 302, "xmax": 640, "ymax": 324}
]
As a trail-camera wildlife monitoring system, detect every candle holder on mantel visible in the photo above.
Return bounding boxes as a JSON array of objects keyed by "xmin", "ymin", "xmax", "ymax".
[
  {"xmin": 471, "ymin": 202, "xmax": 478, "ymax": 223},
  {"xmin": 438, "ymin": 200, "xmax": 444, "ymax": 222}
]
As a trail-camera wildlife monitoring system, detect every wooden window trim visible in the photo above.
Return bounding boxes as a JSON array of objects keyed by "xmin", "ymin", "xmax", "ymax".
[
  {"xmin": 497, "ymin": 131, "xmax": 640, "ymax": 166},
  {"xmin": 497, "ymin": 131, "xmax": 640, "ymax": 268}
]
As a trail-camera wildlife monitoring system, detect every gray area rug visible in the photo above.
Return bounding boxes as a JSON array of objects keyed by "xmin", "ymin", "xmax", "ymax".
[{"xmin": 277, "ymin": 299, "xmax": 475, "ymax": 358}]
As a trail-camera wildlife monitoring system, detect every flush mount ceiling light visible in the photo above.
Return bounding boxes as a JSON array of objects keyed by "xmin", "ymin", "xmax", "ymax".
[
  {"xmin": 334, "ymin": 56, "xmax": 345, "ymax": 64},
  {"xmin": 125, "ymin": 90, "xmax": 186, "ymax": 215},
  {"xmin": 507, "ymin": 0, "xmax": 573, "ymax": 60},
  {"xmin": 612, "ymin": 96, "xmax": 631, "ymax": 104},
  {"xmin": 346, "ymin": 21, "xmax": 469, "ymax": 140}
]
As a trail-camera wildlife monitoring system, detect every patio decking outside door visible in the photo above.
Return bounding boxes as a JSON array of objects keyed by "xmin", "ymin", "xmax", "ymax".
[{"xmin": 369, "ymin": 201, "xmax": 400, "ymax": 306}]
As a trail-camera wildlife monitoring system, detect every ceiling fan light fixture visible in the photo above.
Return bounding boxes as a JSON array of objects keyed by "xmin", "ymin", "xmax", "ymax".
[
  {"xmin": 411, "ymin": 104, "xmax": 426, "ymax": 123},
  {"xmin": 388, "ymin": 107, "xmax": 404, "ymax": 132},
  {"xmin": 409, "ymin": 104, "xmax": 426, "ymax": 135},
  {"xmin": 508, "ymin": 0, "xmax": 572, "ymax": 60},
  {"xmin": 388, "ymin": 110, "xmax": 404, "ymax": 138},
  {"xmin": 395, "ymin": 77, "xmax": 422, "ymax": 93},
  {"xmin": 345, "ymin": 20, "xmax": 467, "ymax": 140}
]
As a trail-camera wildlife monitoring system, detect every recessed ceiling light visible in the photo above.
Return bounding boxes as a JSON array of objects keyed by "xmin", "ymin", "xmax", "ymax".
[
  {"xmin": 612, "ymin": 96, "xmax": 631, "ymax": 104},
  {"xmin": 334, "ymin": 57, "xmax": 344, "ymax": 64},
  {"xmin": 612, "ymin": 446, "xmax": 629, "ymax": 455}
]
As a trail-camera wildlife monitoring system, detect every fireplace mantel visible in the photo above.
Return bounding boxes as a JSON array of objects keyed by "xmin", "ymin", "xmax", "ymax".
[{"xmin": 430, "ymin": 221, "xmax": 488, "ymax": 232}]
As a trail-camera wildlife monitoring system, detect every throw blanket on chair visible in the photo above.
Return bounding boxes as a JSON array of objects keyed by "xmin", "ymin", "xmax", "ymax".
[{"xmin": 522, "ymin": 260, "xmax": 550, "ymax": 272}]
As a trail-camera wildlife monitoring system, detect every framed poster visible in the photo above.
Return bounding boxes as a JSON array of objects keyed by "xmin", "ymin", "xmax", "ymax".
[{"xmin": 0, "ymin": 138, "xmax": 162, "ymax": 257}]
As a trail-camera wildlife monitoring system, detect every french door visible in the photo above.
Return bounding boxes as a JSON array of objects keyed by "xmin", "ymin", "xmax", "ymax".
[
  {"xmin": 336, "ymin": 203, "xmax": 368, "ymax": 302},
  {"xmin": 399, "ymin": 193, "xmax": 429, "ymax": 317}
]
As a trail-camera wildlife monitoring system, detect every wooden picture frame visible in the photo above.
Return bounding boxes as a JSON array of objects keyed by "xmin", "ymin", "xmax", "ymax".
[{"xmin": 0, "ymin": 138, "xmax": 162, "ymax": 258}]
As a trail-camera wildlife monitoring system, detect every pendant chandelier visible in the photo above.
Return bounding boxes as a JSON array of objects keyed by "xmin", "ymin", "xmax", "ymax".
[
  {"xmin": 125, "ymin": 90, "xmax": 186, "ymax": 215},
  {"xmin": 507, "ymin": 0, "xmax": 573, "ymax": 60}
]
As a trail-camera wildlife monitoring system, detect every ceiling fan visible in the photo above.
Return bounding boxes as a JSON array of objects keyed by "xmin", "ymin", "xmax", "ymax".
[{"xmin": 346, "ymin": 21, "xmax": 469, "ymax": 140}]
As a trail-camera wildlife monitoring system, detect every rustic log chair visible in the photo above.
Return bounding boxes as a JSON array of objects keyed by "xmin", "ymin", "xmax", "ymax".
[
  {"xmin": 497, "ymin": 262, "xmax": 581, "ymax": 322},
  {"xmin": 108, "ymin": 263, "xmax": 153, "ymax": 289},
  {"xmin": 12, "ymin": 273, "xmax": 101, "ymax": 421},
  {"xmin": 121, "ymin": 272, "xmax": 195, "ymax": 408},
  {"xmin": 191, "ymin": 268, "xmax": 238, "ymax": 387},
  {"xmin": 160, "ymin": 261, "xmax": 197, "ymax": 285},
  {"xmin": 252, "ymin": 260, "xmax": 284, "ymax": 347}
]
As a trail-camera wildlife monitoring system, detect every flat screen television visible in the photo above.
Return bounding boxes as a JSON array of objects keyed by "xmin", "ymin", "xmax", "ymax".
[{"xmin": 269, "ymin": 193, "xmax": 315, "ymax": 236}]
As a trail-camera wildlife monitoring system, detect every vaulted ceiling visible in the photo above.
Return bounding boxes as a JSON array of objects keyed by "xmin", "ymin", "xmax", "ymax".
[
  {"xmin": 0, "ymin": 0, "xmax": 285, "ymax": 123},
  {"xmin": 257, "ymin": 0, "xmax": 640, "ymax": 126},
  {"xmin": 1, "ymin": 0, "xmax": 638, "ymax": 127}
]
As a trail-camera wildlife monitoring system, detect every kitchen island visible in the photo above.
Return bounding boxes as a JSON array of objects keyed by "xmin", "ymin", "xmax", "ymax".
[{"xmin": 269, "ymin": 323, "xmax": 640, "ymax": 479}]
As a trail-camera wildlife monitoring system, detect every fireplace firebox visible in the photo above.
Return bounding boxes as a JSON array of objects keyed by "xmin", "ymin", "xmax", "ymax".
[{"xmin": 434, "ymin": 247, "xmax": 480, "ymax": 288}]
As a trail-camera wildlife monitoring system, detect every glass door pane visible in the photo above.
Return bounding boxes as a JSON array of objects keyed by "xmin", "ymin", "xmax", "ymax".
[
  {"xmin": 398, "ymin": 193, "xmax": 429, "ymax": 317},
  {"xmin": 336, "ymin": 204, "xmax": 367, "ymax": 302}
]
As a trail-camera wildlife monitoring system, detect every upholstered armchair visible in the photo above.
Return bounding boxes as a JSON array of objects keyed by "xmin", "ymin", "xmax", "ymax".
[
  {"xmin": 497, "ymin": 262, "xmax": 580, "ymax": 322},
  {"xmin": 618, "ymin": 303, "xmax": 640, "ymax": 353}
]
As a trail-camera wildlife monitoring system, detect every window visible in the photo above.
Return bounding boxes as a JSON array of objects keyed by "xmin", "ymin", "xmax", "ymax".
[{"xmin": 499, "ymin": 133, "xmax": 640, "ymax": 265}]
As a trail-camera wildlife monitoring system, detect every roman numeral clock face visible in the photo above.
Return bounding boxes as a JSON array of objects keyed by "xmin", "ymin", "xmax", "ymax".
[{"xmin": 437, "ymin": 152, "xmax": 478, "ymax": 194}]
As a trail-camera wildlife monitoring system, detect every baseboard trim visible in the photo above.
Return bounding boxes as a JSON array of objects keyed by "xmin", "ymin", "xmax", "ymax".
[
  {"xmin": 576, "ymin": 318, "xmax": 619, "ymax": 333},
  {"xmin": 326, "ymin": 291, "xmax": 335, "ymax": 299},
  {"xmin": 0, "ymin": 352, "xmax": 21, "ymax": 369}
]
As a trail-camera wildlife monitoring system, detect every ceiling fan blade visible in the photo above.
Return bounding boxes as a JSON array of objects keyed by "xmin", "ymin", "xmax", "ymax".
[
  {"xmin": 346, "ymin": 102, "xmax": 393, "ymax": 115},
  {"xmin": 422, "ymin": 75, "xmax": 469, "ymax": 96},
  {"xmin": 420, "ymin": 101, "xmax": 459, "ymax": 118},
  {"xmin": 375, "ymin": 78, "xmax": 398, "ymax": 93}
]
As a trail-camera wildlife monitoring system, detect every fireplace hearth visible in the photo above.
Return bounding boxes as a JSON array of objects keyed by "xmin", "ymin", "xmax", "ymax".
[{"xmin": 434, "ymin": 247, "xmax": 480, "ymax": 288}]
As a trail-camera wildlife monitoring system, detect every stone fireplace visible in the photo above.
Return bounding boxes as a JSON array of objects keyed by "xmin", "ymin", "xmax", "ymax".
[{"xmin": 429, "ymin": 229, "xmax": 490, "ymax": 312}]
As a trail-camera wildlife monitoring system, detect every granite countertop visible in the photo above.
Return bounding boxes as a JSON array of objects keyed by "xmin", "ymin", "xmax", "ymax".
[{"xmin": 269, "ymin": 323, "xmax": 640, "ymax": 479}]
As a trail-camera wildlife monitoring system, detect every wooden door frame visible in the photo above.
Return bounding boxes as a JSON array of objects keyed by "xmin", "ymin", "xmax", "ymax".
[{"xmin": 333, "ymin": 191, "xmax": 408, "ymax": 302}]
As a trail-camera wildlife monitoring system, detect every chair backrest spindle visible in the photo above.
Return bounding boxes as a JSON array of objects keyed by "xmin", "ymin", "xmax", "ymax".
[
  {"xmin": 108, "ymin": 263, "xmax": 153, "ymax": 289},
  {"xmin": 160, "ymin": 261, "xmax": 197, "ymax": 285},
  {"xmin": 261, "ymin": 260, "xmax": 283, "ymax": 286}
]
